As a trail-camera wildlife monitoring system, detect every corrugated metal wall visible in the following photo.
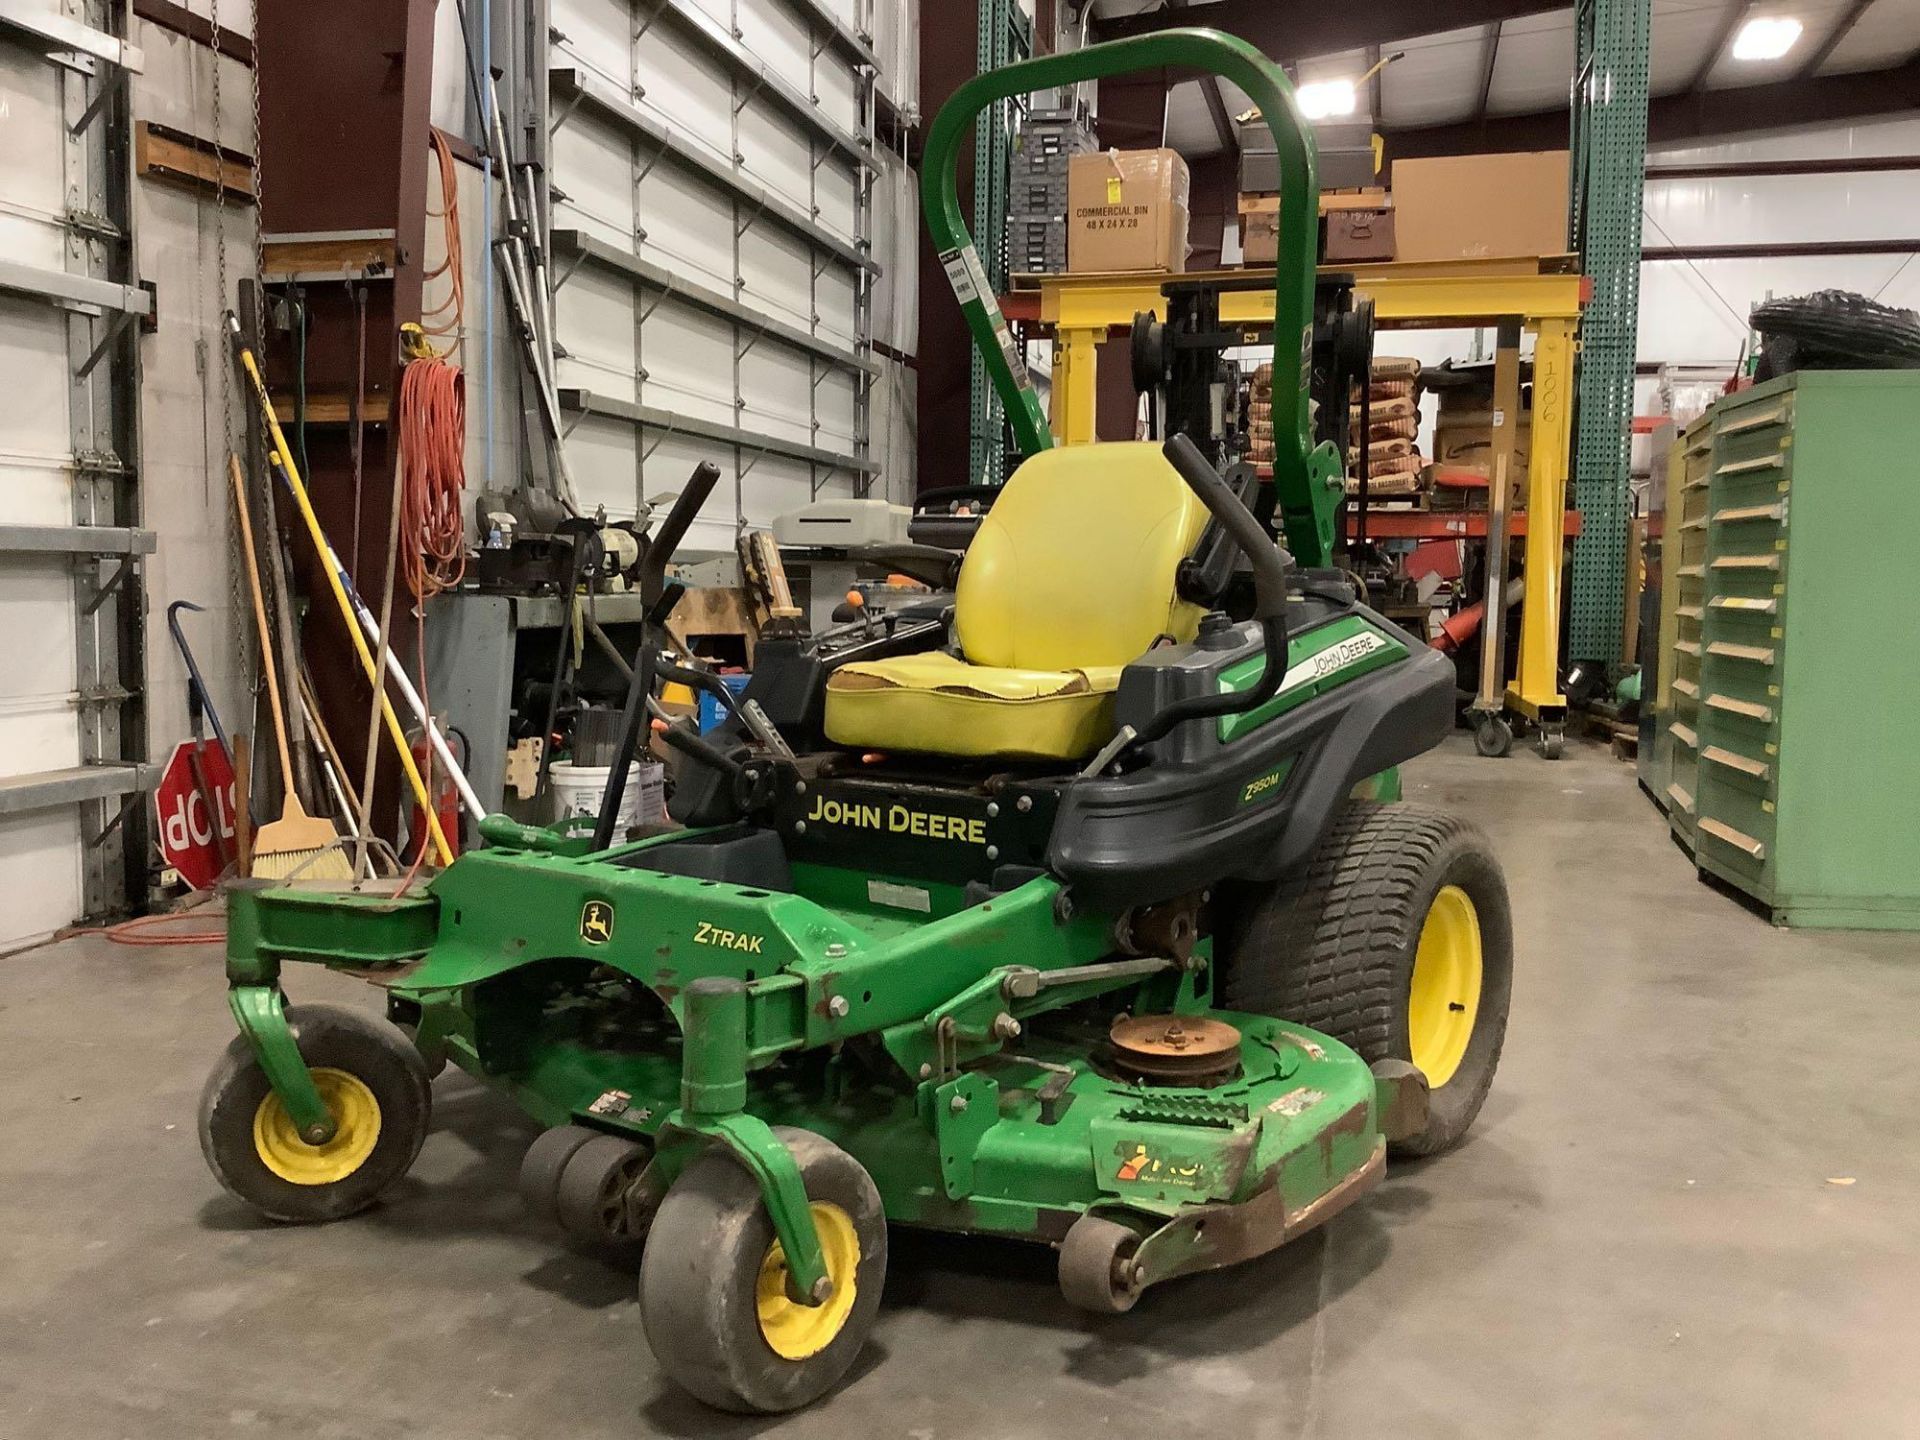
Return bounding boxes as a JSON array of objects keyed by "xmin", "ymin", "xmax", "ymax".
[
  {"xmin": 1639, "ymin": 116, "xmax": 1920, "ymax": 366},
  {"xmin": 545, "ymin": 0, "xmax": 889, "ymax": 549}
]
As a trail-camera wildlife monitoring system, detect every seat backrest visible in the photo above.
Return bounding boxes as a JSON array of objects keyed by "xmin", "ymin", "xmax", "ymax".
[{"xmin": 954, "ymin": 442, "xmax": 1212, "ymax": 673}]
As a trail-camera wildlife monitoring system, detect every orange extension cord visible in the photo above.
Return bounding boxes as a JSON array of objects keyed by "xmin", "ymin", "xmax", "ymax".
[
  {"xmin": 420, "ymin": 129, "xmax": 466, "ymax": 358},
  {"xmin": 399, "ymin": 354, "xmax": 467, "ymax": 602},
  {"xmin": 392, "ymin": 130, "xmax": 472, "ymax": 894}
]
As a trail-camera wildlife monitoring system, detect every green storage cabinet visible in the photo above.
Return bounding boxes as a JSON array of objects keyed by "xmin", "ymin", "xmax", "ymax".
[
  {"xmin": 1651, "ymin": 413, "xmax": 1712, "ymax": 848},
  {"xmin": 1688, "ymin": 370, "xmax": 1920, "ymax": 929}
]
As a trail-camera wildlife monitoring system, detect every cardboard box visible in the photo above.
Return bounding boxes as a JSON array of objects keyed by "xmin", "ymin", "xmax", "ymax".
[
  {"xmin": 1435, "ymin": 408, "xmax": 1533, "ymax": 506},
  {"xmin": 1324, "ymin": 207, "xmax": 1395, "ymax": 263},
  {"xmin": 1238, "ymin": 192, "xmax": 1279, "ymax": 265},
  {"xmin": 1390, "ymin": 150, "xmax": 1569, "ymax": 262},
  {"xmin": 1068, "ymin": 149, "xmax": 1189, "ymax": 273}
]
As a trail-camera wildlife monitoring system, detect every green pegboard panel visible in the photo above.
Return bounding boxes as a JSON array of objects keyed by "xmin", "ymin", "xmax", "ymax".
[{"xmin": 1567, "ymin": 0, "xmax": 1651, "ymax": 663}]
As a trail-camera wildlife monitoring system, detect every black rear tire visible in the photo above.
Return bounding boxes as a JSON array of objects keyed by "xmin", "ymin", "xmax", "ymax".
[{"xmin": 1221, "ymin": 801, "xmax": 1513, "ymax": 1155}]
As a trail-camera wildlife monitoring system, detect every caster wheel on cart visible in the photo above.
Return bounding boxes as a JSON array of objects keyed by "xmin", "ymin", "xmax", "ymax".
[
  {"xmin": 1537, "ymin": 725, "xmax": 1565, "ymax": 760},
  {"xmin": 1472, "ymin": 714, "xmax": 1513, "ymax": 758},
  {"xmin": 640, "ymin": 1127, "xmax": 885, "ymax": 1413},
  {"xmin": 198, "ymin": 1004, "xmax": 432, "ymax": 1223},
  {"xmin": 1223, "ymin": 801, "xmax": 1514, "ymax": 1156},
  {"xmin": 1058, "ymin": 1214, "xmax": 1145, "ymax": 1314}
]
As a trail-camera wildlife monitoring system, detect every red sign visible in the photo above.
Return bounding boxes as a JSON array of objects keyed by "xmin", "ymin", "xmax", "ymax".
[{"xmin": 156, "ymin": 740, "xmax": 239, "ymax": 891}]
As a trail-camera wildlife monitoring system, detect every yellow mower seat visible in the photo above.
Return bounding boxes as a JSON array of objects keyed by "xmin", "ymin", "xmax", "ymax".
[{"xmin": 824, "ymin": 442, "xmax": 1210, "ymax": 761}]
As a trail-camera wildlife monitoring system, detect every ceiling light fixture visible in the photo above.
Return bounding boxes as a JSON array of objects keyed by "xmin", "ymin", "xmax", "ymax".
[
  {"xmin": 1731, "ymin": 15, "xmax": 1803, "ymax": 61},
  {"xmin": 1297, "ymin": 79, "xmax": 1357, "ymax": 120}
]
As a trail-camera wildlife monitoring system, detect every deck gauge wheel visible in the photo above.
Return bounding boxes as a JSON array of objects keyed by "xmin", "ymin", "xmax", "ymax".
[{"xmin": 1058, "ymin": 1214, "xmax": 1146, "ymax": 1314}]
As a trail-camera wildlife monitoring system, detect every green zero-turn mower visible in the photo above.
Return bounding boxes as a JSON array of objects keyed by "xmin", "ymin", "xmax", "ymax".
[{"xmin": 199, "ymin": 28, "xmax": 1513, "ymax": 1414}]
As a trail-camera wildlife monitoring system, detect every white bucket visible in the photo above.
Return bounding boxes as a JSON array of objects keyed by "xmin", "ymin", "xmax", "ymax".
[{"xmin": 551, "ymin": 759, "xmax": 665, "ymax": 830}]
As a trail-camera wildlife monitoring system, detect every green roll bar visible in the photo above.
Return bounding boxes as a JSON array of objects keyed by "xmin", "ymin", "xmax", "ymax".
[{"xmin": 921, "ymin": 27, "xmax": 1344, "ymax": 565}]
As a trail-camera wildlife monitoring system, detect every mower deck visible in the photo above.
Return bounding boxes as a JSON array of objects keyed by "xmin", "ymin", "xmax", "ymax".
[{"xmin": 224, "ymin": 846, "xmax": 1408, "ymax": 1288}]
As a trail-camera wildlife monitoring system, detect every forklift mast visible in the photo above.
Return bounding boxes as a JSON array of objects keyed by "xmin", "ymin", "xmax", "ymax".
[{"xmin": 919, "ymin": 27, "xmax": 1348, "ymax": 568}]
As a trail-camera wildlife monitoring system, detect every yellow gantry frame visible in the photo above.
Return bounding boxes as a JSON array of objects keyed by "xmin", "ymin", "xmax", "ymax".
[{"xmin": 1025, "ymin": 259, "xmax": 1584, "ymax": 719}]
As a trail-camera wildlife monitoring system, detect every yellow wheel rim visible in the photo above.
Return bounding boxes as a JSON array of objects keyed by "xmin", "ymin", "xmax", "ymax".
[
  {"xmin": 755, "ymin": 1202, "xmax": 860, "ymax": 1362},
  {"xmin": 252, "ymin": 1068, "xmax": 382, "ymax": 1185},
  {"xmin": 1408, "ymin": 885, "xmax": 1483, "ymax": 1089}
]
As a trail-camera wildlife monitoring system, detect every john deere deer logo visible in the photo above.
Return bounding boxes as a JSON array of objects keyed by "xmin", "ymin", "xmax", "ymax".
[{"xmin": 580, "ymin": 900, "xmax": 614, "ymax": 945}]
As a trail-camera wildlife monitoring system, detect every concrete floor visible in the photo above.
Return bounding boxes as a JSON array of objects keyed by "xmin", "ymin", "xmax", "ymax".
[{"xmin": 4, "ymin": 735, "xmax": 1918, "ymax": 1438}]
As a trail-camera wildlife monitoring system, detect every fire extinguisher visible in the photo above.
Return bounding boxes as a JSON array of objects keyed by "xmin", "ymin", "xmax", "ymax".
[{"xmin": 406, "ymin": 721, "xmax": 463, "ymax": 864}]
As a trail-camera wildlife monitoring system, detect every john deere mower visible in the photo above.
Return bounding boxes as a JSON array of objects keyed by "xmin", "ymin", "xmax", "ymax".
[{"xmin": 198, "ymin": 29, "xmax": 1512, "ymax": 1414}]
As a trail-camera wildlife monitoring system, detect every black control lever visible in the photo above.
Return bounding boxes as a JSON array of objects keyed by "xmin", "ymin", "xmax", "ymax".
[
  {"xmin": 1123, "ymin": 435, "xmax": 1294, "ymax": 751},
  {"xmin": 593, "ymin": 461, "xmax": 723, "ymax": 849}
]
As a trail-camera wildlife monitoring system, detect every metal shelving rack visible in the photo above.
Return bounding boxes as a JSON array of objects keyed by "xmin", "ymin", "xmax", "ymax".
[
  {"xmin": 968, "ymin": 0, "xmax": 1030, "ymax": 488},
  {"xmin": 1567, "ymin": 0, "xmax": 1652, "ymax": 663},
  {"xmin": 0, "ymin": 0, "xmax": 155, "ymax": 919}
]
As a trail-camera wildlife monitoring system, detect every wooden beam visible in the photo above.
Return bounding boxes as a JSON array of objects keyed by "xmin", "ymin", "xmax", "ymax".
[
  {"xmin": 1797, "ymin": 0, "xmax": 1876, "ymax": 79},
  {"xmin": 134, "ymin": 121, "xmax": 256, "ymax": 204},
  {"xmin": 271, "ymin": 392, "xmax": 393, "ymax": 425}
]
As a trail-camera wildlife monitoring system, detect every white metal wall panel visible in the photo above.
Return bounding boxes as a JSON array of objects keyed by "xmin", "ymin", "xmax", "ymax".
[
  {"xmin": 871, "ymin": 145, "xmax": 918, "ymax": 355},
  {"xmin": 872, "ymin": 0, "xmax": 918, "ymax": 119},
  {"xmin": 0, "ymin": 35, "xmax": 90, "ymax": 939},
  {"xmin": 1639, "ymin": 118, "xmax": 1920, "ymax": 366},
  {"xmin": 135, "ymin": 18, "xmax": 258, "ymax": 772},
  {"xmin": 548, "ymin": 0, "xmax": 878, "ymax": 537}
]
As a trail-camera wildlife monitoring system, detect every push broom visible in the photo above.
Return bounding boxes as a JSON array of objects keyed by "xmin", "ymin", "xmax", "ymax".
[
  {"xmin": 227, "ymin": 316, "xmax": 454, "ymax": 867},
  {"xmin": 229, "ymin": 454, "xmax": 353, "ymax": 880}
]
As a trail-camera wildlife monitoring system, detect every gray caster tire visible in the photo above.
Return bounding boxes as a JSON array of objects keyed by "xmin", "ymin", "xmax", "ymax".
[
  {"xmin": 519, "ymin": 1124, "xmax": 599, "ymax": 1227},
  {"xmin": 1058, "ymin": 1214, "xmax": 1144, "ymax": 1314},
  {"xmin": 1537, "ymin": 725, "xmax": 1565, "ymax": 760},
  {"xmin": 641, "ymin": 1128, "xmax": 885, "ymax": 1413},
  {"xmin": 554, "ymin": 1133, "xmax": 654, "ymax": 1244},
  {"xmin": 1473, "ymin": 715, "xmax": 1513, "ymax": 758}
]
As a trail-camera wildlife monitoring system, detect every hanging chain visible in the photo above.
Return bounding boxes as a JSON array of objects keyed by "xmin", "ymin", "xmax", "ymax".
[
  {"xmin": 203, "ymin": 0, "xmax": 253, "ymax": 707},
  {"xmin": 249, "ymin": 6, "xmax": 265, "ymax": 292}
]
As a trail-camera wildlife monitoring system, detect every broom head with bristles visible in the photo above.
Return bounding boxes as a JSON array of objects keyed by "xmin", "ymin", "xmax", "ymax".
[{"xmin": 251, "ymin": 795, "xmax": 353, "ymax": 880}]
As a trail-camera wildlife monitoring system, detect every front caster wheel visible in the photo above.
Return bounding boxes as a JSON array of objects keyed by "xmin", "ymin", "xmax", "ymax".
[
  {"xmin": 1473, "ymin": 714, "xmax": 1513, "ymax": 758},
  {"xmin": 640, "ymin": 1128, "xmax": 885, "ymax": 1413},
  {"xmin": 1537, "ymin": 724, "xmax": 1565, "ymax": 760},
  {"xmin": 1058, "ymin": 1214, "xmax": 1144, "ymax": 1314},
  {"xmin": 198, "ymin": 1003, "xmax": 431, "ymax": 1223}
]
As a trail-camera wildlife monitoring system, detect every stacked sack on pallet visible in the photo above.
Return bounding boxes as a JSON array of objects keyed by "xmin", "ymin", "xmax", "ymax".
[
  {"xmin": 1347, "ymin": 356, "xmax": 1423, "ymax": 496},
  {"xmin": 1246, "ymin": 362, "xmax": 1275, "ymax": 466}
]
